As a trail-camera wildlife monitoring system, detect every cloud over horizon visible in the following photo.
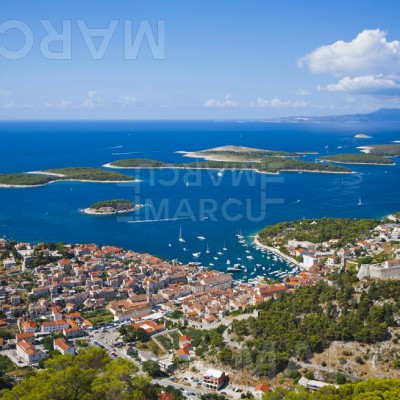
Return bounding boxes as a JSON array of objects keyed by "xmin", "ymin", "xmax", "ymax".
[{"xmin": 300, "ymin": 29, "xmax": 400, "ymax": 97}]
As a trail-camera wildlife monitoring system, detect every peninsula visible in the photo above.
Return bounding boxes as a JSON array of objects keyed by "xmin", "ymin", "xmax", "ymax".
[
  {"xmin": 318, "ymin": 153, "xmax": 395, "ymax": 165},
  {"xmin": 105, "ymin": 145, "xmax": 353, "ymax": 174},
  {"xmin": 82, "ymin": 199, "xmax": 142, "ymax": 215},
  {"xmin": 0, "ymin": 167, "xmax": 135, "ymax": 188}
]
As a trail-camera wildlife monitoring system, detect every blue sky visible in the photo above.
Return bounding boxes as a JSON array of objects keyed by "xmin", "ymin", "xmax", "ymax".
[{"xmin": 1, "ymin": 0, "xmax": 400, "ymax": 119}]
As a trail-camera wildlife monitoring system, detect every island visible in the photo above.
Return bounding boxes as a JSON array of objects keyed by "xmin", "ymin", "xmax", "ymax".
[
  {"xmin": 105, "ymin": 145, "xmax": 353, "ymax": 174},
  {"xmin": 318, "ymin": 153, "xmax": 395, "ymax": 165},
  {"xmin": 357, "ymin": 143, "xmax": 400, "ymax": 156},
  {"xmin": 0, "ymin": 167, "xmax": 135, "ymax": 188},
  {"xmin": 82, "ymin": 199, "xmax": 142, "ymax": 215},
  {"xmin": 179, "ymin": 145, "xmax": 310, "ymax": 161}
]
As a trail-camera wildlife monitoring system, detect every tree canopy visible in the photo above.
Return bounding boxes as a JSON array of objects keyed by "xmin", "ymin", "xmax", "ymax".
[{"xmin": 1, "ymin": 347, "xmax": 158, "ymax": 400}]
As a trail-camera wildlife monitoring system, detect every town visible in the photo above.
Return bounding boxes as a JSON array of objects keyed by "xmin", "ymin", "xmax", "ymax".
[{"xmin": 0, "ymin": 212, "xmax": 400, "ymax": 399}]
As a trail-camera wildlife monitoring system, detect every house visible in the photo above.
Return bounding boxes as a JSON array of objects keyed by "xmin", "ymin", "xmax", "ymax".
[
  {"xmin": 253, "ymin": 383, "xmax": 270, "ymax": 399},
  {"xmin": 160, "ymin": 392, "xmax": 175, "ymax": 400},
  {"xmin": 203, "ymin": 368, "xmax": 227, "ymax": 390},
  {"xmin": 20, "ymin": 320, "xmax": 36, "ymax": 333},
  {"xmin": 178, "ymin": 335, "xmax": 192, "ymax": 348},
  {"xmin": 176, "ymin": 348, "xmax": 190, "ymax": 361},
  {"xmin": 41, "ymin": 319, "xmax": 69, "ymax": 333},
  {"xmin": 54, "ymin": 338, "xmax": 75, "ymax": 355},
  {"xmin": 303, "ymin": 254, "xmax": 318, "ymax": 269},
  {"xmin": 16, "ymin": 341, "xmax": 45, "ymax": 364},
  {"xmin": 298, "ymin": 377, "xmax": 336, "ymax": 391},
  {"xmin": 131, "ymin": 320, "xmax": 165, "ymax": 336},
  {"xmin": 51, "ymin": 306, "xmax": 63, "ymax": 320},
  {"xmin": 201, "ymin": 274, "xmax": 233, "ymax": 290},
  {"xmin": 16, "ymin": 332, "xmax": 35, "ymax": 344}
]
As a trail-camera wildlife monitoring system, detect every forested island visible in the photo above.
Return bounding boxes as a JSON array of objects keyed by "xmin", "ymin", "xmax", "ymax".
[
  {"xmin": 106, "ymin": 157, "xmax": 352, "ymax": 174},
  {"xmin": 319, "ymin": 153, "xmax": 395, "ymax": 165},
  {"xmin": 0, "ymin": 167, "xmax": 135, "ymax": 187},
  {"xmin": 258, "ymin": 217, "xmax": 378, "ymax": 247},
  {"xmin": 82, "ymin": 199, "xmax": 141, "ymax": 215}
]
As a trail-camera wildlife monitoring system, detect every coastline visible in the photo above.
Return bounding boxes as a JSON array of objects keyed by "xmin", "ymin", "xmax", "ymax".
[
  {"xmin": 318, "ymin": 160, "xmax": 395, "ymax": 166},
  {"xmin": 0, "ymin": 178, "xmax": 137, "ymax": 189},
  {"xmin": 253, "ymin": 234, "xmax": 305, "ymax": 269},
  {"xmin": 103, "ymin": 163, "xmax": 353, "ymax": 175},
  {"xmin": 81, "ymin": 204, "xmax": 143, "ymax": 215}
]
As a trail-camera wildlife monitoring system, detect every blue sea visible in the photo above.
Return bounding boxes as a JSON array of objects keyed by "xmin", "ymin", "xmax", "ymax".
[{"xmin": 0, "ymin": 120, "xmax": 399, "ymax": 278}]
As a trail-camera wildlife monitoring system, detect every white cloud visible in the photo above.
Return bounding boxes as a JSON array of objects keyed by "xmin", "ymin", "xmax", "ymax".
[
  {"xmin": 250, "ymin": 97, "xmax": 310, "ymax": 108},
  {"xmin": 204, "ymin": 94, "xmax": 239, "ymax": 108},
  {"xmin": 326, "ymin": 75, "xmax": 400, "ymax": 94},
  {"xmin": 44, "ymin": 100, "xmax": 73, "ymax": 109},
  {"xmin": 118, "ymin": 95, "xmax": 137, "ymax": 107},
  {"xmin": 82, "ymin": 91, "xmax": 104, "ymax": 108},
  {"xmin": 295, "ymin": 88, "xmax": 310, "ymax": 96},
  {"xmin": 299, "ymin": 29, "xmax": 400, "ymax": 77}
]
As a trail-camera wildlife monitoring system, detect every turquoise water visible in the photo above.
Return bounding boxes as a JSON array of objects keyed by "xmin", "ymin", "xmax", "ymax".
[{"xmin": 0, "ymin": 120, "xmax": 399, "ymax": 277}]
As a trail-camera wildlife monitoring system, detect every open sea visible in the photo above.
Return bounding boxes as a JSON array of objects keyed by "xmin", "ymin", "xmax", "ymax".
[{"xmin": 0, "ymin": 120, "xmax": 399, "ymax": 278}]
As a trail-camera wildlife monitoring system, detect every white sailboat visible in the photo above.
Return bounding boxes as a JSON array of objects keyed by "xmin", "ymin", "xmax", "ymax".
[
  {"xmin": 222, "ymin": 242, "xmax": 227, "ymax": 251},
  {"xmin": 197, "ymin": 236, "xmax": 206, "ymax": 240},
  {"xmin": 206, "ymin": 244, "xmax": 210, "ymax": 254},
  {"xmin": 358, "ymin": 197, "xmax": 363, "ymax": 206},
  {"xmin": 178, "ymin": 227, "xmax": 185, "ymax": 243}
]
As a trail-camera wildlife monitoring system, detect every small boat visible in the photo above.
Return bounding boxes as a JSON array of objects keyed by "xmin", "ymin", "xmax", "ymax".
[
  {"xmin": 256, "ymin": 264, "xmax": 261, "ymax": 267},
  {"xmin": 222, "ymin": 242, "xmax": 227, "ymax": 251},
  {"xmin": 209, "ymin": 263, "xmax": 214, "ymax": 266},
  {"xmin": 217, "ymin": 252, "xmax": 223, "ymax": 255},
  {"xmin": 197, "ymin": 236, "xmax": 206, "ymax": 240},
  {"xmin": 226, "ymin": 260, "xmax": 231, "ymax": 265},
  {"xmin": 178, "ymin": 227, "xmax": 185, "ymax": 243},
  {"xmin": 192, "ymin": 252, "xmax": 201, "ymax": 258},
  {"xmin": 206, "ymin": 244, "xmax": 210, "ymax": 254},
  {"xmin": 358, "ymin": 197, "xmax": 363, "ymax": 206},
  {"xmin": 217, "ymin": 169, "xmax": 224, "ymax": 177},
  {"xmin": 213, "ymin": 257, "xmax": 218, "ymax": 260},
  {"xmin": 246, "ymin": 256, "xmax": 254, "ymax": 260},
  {"xmin": 227, "ymin": 265, "xmax": 241, "ymax": 272},
  {"xmin": 183, "ymin": 248, "xmax": 188, "ymax": 252},
  {"xmin": 245, "ymin": 250, "xmax": 251, "ymax": 254},
  {"xmin": 168, "ymin": 243, "xmax": 172, "ymax": 247}
]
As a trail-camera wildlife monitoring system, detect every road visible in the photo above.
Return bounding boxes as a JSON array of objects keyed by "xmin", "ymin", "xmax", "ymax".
[{"xmin": 153, "ymin": 378, "xmax": 205, "ymax": 399}]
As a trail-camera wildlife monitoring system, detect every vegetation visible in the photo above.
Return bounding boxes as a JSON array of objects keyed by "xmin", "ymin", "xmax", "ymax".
[
  {"xmin": 319, "ymin": 153, "xmax": 395, "ymax": 165},
  {"xmin": 0, "ymin": 174, "xmax": 54, "ymax": 186},
  {"xmin": 367, "ymin": 143, "xmax": 400, "ymax": 156},
  {"xmin": 0, "ymin": 347, "xmax": 160, "ymax": 400},
  {"xmin": 142, "ymin": 360, "xmax": 162, "ymax": 377},
  {"xmin": 43, "ymin": 167, "xmax": 134, "ymax": 182},
  {"xmin": 258, "ymin": 217, "xmax": 378, "ymax": 247},
  {"xmin": 195, "ymin": 145, "xmax": 304, "ymax": 158},
  {"xmin": 82, "ymin": 309, "xmax": 114, "ymax": 327},
  {"xmin": 108, "ymin": 157, "xmax": 352, "ymax": 174},
  {"xmin": 263, "ymin": 378, "xmax": 400, "ymax": 399},
  {"xmin": 210, "ymin": 274, "xmax": 399, "ymax": 377},
  {"xmin": 89, "ymin": 200, "xmax": 136, "ymax": 211},
  {"xmin": 0, "ymin": 168, "xmax": 134, "ymax": 187}
]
